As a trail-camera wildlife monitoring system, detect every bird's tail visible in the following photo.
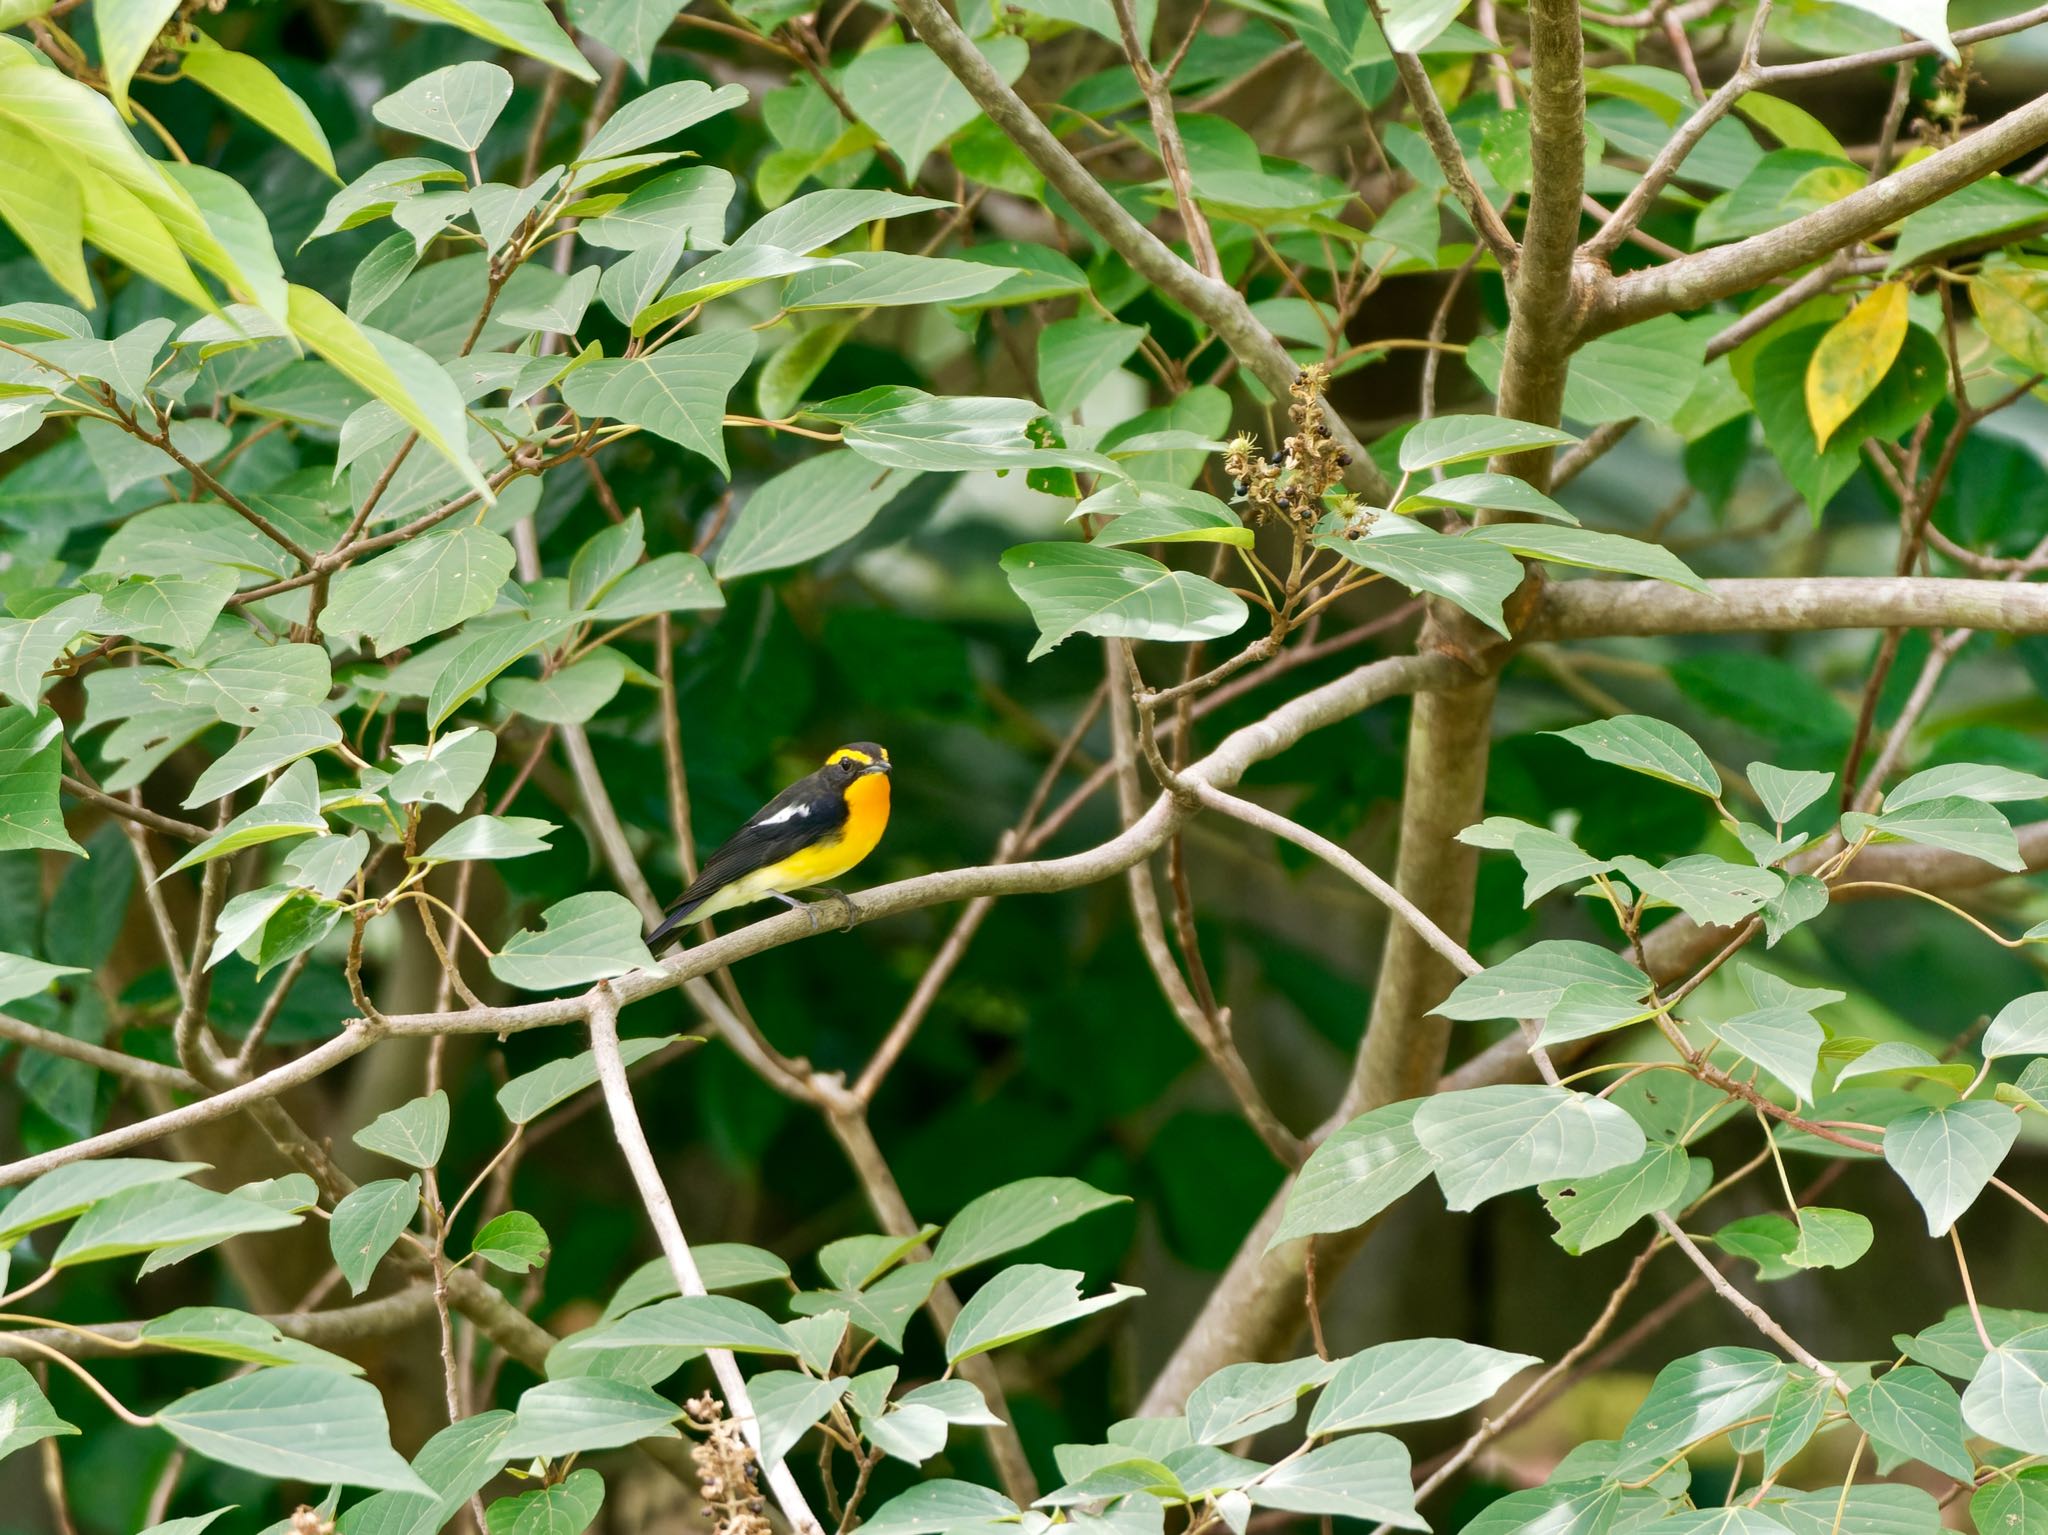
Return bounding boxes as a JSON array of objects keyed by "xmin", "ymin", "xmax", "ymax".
[{"xmin": 644, "ymin": 896, "xmax": 704, "ymax": 952}]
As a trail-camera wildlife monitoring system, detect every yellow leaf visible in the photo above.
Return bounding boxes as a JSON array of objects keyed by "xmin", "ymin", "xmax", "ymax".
[
  {"xmin": 1972, "ymin": 261, "xmax": 2048, "ymax": 376},
  {"xmin": 1806, "ymin": 282, "xmax": 1908, "ymax": 450}
]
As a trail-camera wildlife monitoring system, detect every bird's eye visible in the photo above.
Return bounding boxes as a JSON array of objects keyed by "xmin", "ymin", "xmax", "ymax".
[{"xmin": 839, "ymin": 759, "xmax": 856, "ymax": 774}]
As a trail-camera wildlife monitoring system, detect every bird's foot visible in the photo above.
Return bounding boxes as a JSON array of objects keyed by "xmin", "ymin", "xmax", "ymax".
[
  {"xmin": 772, "ymin": 891, "xmax": 825, "ymax": 932},
  {"xmin": 816, "ymin": 887, "xmax": 860, "ymax": 930}
]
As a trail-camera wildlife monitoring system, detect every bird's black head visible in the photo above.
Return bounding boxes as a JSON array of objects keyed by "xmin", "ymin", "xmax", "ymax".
[{"xmin": 825, "ymin": 743, "xmax": 891, "ymax": 779}]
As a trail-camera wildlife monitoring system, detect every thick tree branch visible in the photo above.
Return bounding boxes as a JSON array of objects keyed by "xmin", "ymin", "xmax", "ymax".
[
  {"xmin": 1593, "ymin": 94, "xmax": 2048, "ymax": 331},
  {"xmin": 1534, "ymin": 576, "xmax": 2048, "ymax": 637}
]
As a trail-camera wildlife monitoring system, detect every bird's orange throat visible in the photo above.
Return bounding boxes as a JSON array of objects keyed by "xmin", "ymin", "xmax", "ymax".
[{"xmin": 845, "ymin": 771, "xmax": 891, "ymax": 826}]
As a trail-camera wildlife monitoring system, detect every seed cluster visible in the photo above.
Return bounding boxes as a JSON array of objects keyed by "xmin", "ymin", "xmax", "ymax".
[
  {"xmin": 690, "ymin": 1392, "xmax": 771, "ymax": 1535},
  {"xmin": 1225, "ymin": 364, "xmax": 1353, "ymax": 527}
]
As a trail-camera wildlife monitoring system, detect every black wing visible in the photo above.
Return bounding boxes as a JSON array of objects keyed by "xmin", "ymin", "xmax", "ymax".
[{"xmin": 646, "ymin": 768, "xmax": 848, "ymax": 946}]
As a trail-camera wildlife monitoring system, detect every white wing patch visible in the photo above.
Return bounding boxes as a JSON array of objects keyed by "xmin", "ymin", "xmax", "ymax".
[{"xmin": 756, "ymin": 802, "xmax": 812, "ymax": 826}]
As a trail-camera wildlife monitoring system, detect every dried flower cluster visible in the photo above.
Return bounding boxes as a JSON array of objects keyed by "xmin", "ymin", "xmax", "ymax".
[
  {"xmin": 289, "ymin": 1508, "xmax": 335, "ymax": 1535},
  {"xmin": 689, "ymin": 1392, "xmax": 771, "ymax": 1535},
  {"xmin": 1224, "ymin": 364, "xmax": 1353, "ymax": 527}
]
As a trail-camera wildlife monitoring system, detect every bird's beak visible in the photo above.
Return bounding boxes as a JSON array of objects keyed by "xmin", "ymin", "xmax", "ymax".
[{"xmin": 871, "ymin": 758, "xmax": 892, "ymax": 775}]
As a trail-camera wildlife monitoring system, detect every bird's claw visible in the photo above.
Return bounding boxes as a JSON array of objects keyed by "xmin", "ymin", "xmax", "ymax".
[{"xmin": 817, "ymin": 888, "xmax": 859, "ymax": 931}]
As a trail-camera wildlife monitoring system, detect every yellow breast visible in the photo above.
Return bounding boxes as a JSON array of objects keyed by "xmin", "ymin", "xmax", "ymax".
[{"xmin": 769, "ymin": 773, "xmax": 890, "ymax": 890}]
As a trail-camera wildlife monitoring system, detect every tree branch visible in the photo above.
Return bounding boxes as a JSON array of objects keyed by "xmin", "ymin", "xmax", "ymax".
[
  {"xmin": 588, "ymin": 984, "xmax": 824, "ymax": 1535},
  {"xmin": 1593, "ymin": 93, "xmax": 2048, "ymax": 331},
  {"xmin": 1534, "ymin": 576, "xmax": 2048, "ymax": 637}
]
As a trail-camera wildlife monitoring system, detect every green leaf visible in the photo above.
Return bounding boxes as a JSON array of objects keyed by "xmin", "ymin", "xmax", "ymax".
[
  {"xmin": 1187, "ymin": 1356, "xmax": 1339, "ymax": 1445},
  {"xmin": 736, "ymin": 190, "xmax": 953, "ymax": 254},
  {"xmin": 1249, "ymin": 1434, "xmax": 1422, "ymax": 1528},
  {"xmin": 1309, "ymin": 1339, "xmax": 1539, "ymax": 1434},
  {"xmin": 1835, "ymin": 1040, "xmax": 1976, "ymax": 1091},
  {"xmin": 784, "ymin": 251, "xmax": 1013, "ymax": 310},
  {"xmin": 1395, "ymin": 414, "xmax": 1578, "ymax": 472},
  {"xmin": 93, "ymin": 570, "xmax": 237, "ymax": 651},
  {"xmin": 1750, "ymin": 762, "xmax": 1834, "ymax": 824},
  {"xmin": 425, "ymin": 622, "xmax": 568, "ymax": 728},
  {"xmin": 490, "ymin": 892, "xmax": 657, "ymax": 990},
  {"xmin": 1467, "ymin": 315, "xmax": 1705, "ymax": 426},
  {"xmin": 567, "ymin": 1293, "xmax": 800, "ymax": 1355},
  {"xmin": 578, "ymin": 81, "xmax": 750, "ymax": 162},
  {"xmin": 1965, "ymin": 1326, "xmax": 2048, "ymax": 1454},
  {"xmin": 338, "ymin": 1410, "xmax": 518, "ymax": 1535},
  {"xmin": 159, "ymin": 1366, "xmax": 428, "ymax": 1491},
  {"xmin": 1987, "ymin": 994, "xmax": 2048, "ymax": 1060},
  {"xmin": 1716, "ymin": 1006, "xmax": 1823, "ymax": 1102},
  {"xmin": 1270, "ymin": 1100, "xmax": 1433, "ymax": 1247},
  {"xmin": 324, "ymin": 526, "xmax": 515, "ymax": 654},
  {"xmin": 382, "ymin": 0, "xmax": 593, "ymax": 80},
  {"xmin": 496, "ymin": 652, "xmax": 627, "ymax": 726},
  {"xmin": 51, "ymin": 1179, "xmax": 301, "ymax": 1266},
  {"xmin": 329, "ymin": 1175, "xmax": 421, "ymax": 1295},
  {"xmin": 1414, "ymin": 1085, "xmax": 1648, "ymax": 1210},
  {"xmin": 0, "ymin": 1157, "xmax": 205, "ymax": 1245},
  {"xmin": 501, "ymin": 1378, "xmax": 681, "ymax": 1457},
  {"xmin": 1001, "ymin": 543, "xmax": 1247, "ymax": 660},
  {"xmin": 585, "ymin": 553, "xmax": 723, "ymax": 620},
  {"xmin": 752, "ymin": 1371, "xmax": 851, "ymax": 1467},
  {"xmin": 496, "ymin": 1034, "xmax": 679, "ymax": 1124},
  {"xmin": 932, "ymin": 1177, "xmax": 1128, "ymax": 1276},
  {"xmin": 391, "ymin": 726, "xmax": 498, "ymax": 805},
  {"xmin": 1883, "ymin": 1102, "xmax": 2020, "ymax": 1235},
  {"xmin": 138, "ymin": 1174, "xmax": 321, "ymax": 1275},
  {"xmin": 1768, "ymin": 1486, "xmax": 1940, "ymax": 1535},
  {"xmin": 371, "ymin": 62, "xmax": 513, "ymax": 152},
  {"xmin": 717, "ymin": 452, "xmax": 914, "ymax": 580},
  {"xmin": 842, "ymin": 38, "xmax": 1029, "ymax": 177},
  {"xmin": 1745, "ymin": 321, "xmax": 1945, "ymax": 514},
  {"xmin": 582, "ymin": 166, "xmax": 732, "ymax": 252},
  {"xmin": 1542, "ymin": 1145, "xmax": 1701, "ymax": 1255},
  {"xmin": 1763, "ymin": 1371, "xmax": 1834, "ymax": 1477},
  {"xmin": 1849, "ymin": 1365, "xmax": 1974, "ymax": 1481},
  {"xmin": 163, "ymin": 758, "xmax": 327, "ymax": 875},
  {"xmin": 95, "ymin": 0, "xmax": 181, "ymax": 118},
  {"xmin": 1615, "ymin": 1348, "xmax": 1789, "ymax": 1478},
  {"xmin": 1885, "ymin": 763, "xmax": 2048, "ymax": 812},
  {"xmin": 0, "ymin": 1359, "xmax": 76, "ymax": 1459},
  {"xmin": 418, "ymin": 815, "xmax": 558, "ymax": 864},
  {"xmin": 1394, "ymin": 473, "xmax": 1578, "ymax": 523},
  {"xmin": 1890, "ymin": 178, "xmax": 2048, "ymax": 273},
  {"xmin": 1316, "ymin": 519, "xmax": 1525, "ymax": 638},
  {"xmin": 286, "ymin": 286, "xmax": 489, "ymax": 500},
  {"xmin": 1611, "ymin": 853, "xmax": 1782, "ymax": 927},
  {"xmin": 1807, "ymin": 283, "xmax": 1909, "ymax": 449},
  {"xmin": 137, "ymin": 1510, "xmax": 234, "ymax": 1535},
  {"xmin": 860, "ymin": 1480, "xmax": 1018, "ymax": 1535},
  {"xmin": 1973, "ymin": 258, "xmax": 2048, "ymax": 375},
  {"xmin": 177, "ymin": 33, "xmax": 336, "ymax": 179},
  {"xmin": 945, "ymin": 1263, "xmax": 1142, "ymax": 1361},
  {"xmin": 1039, "ymin": 317, "xmax": 1146, "ymax": 415},
  {"xmin": 1464, "ymin": 523, "xmax": 1709, "ymax": 590},
  {"xmin": 473, "ymin": 1211, "xmax": 551, "ymax": 1274},
  {"xmin": 139, "ymin": 1304, "xmax": 360, "ymax": 1372},
  {"xmin": 486, "ymin": 1467, "xmax": 604, "ymax": 1535},
  {"xmin": 561, "ymin": 335, "xmax": 759, "ymax": 476},
  {"xmin": 1859, "ymin": 796, "xmax": 2024, "ymax": 872},
  {"xmin": 352, "ymin": 1089, "xmax": 450, "ymax": 1169},
  {"xmin": 0, "ymin": 705, "xmax": 83, "ymax": 855},
  {"xmin": 1548, "ymin": 714, "xmax": 1721, "ymax": 796},
  {"xmin": 1974, "ymin": 1469, "xmax": 2048, "ymax": 1535},
  {"xmin": 182, "ymin": 712, "xmax": 342, "ymax": 818},
  {"xmin": 1460, "ymin": 818, "xmax": 1616, "ymax": 911},
  {"xmin": 1434, "ymin": 940, "xmax": 1649, "ymax": 1021}
]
